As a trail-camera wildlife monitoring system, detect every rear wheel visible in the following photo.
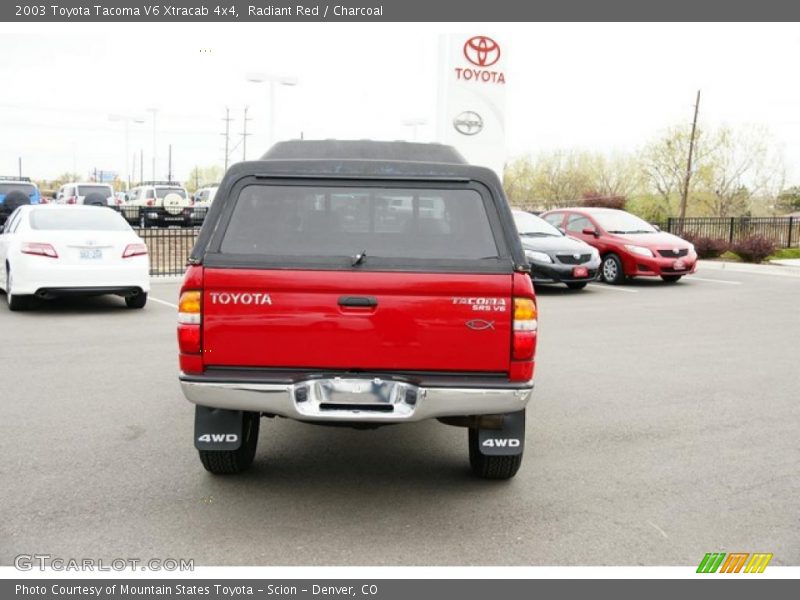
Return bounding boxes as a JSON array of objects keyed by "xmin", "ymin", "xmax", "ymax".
[
  {"xmin": 125, "ymin": 292, "xmax": 147, "ymax": 309},
  {"xmin": 198, "ymin": 412, "xmax": 260, "ymax": 475},
  {"xmin": 5, "ymin": 266, "xmax": 31, "ymax": 311},
  {"xmin": 566, "ymin": 281, "xmax": 588, "ymax": 290},
  {"xmin": 468, "ymin": 428, "xmax": 523, "ymax": 480},
  {"xmin": 661, "ymin": 275, "xmax": 682, "ymax": 283},
  {"xmin": 600, "ymin": 253, "xmax": 625, "ymax": 285}
]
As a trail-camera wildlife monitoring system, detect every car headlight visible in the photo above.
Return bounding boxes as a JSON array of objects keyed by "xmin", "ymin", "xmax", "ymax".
[
  {"xmin": 624, "ymin": 245, "xmax": 654, "ymax": 258},
  {"xmin": 526, "ymin": 250, "xmax": 553, "ymax": 264}
]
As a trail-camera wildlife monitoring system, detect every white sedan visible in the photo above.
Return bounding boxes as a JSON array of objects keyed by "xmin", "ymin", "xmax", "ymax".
[{"xmin": 0, "ymin": 205, "xmax": 150, "ymax": 311}]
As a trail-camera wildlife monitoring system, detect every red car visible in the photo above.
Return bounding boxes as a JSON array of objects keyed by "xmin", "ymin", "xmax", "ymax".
[{"xmin": 540, "ymin": 207, "xmax": 697, "ymax": 284}]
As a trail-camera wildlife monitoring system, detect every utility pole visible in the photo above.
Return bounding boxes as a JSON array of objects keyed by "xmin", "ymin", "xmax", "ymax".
[
  {"xmin": 221, "ymin": 107, "xmax": 232, "ymax": 171},
  {"xmin": 241, "ymin": 106, "xmax": 252, "ymax": 161},
  {"xmin": 168, "ymin": 144, "xmax": 172, "ymax": 181},
  {"xmin": 140, "ymin": 149, "xmax": 144, "ymax": 183},
  {"xmin": 680, "ymin": 90, "xmax": 701, "ymax": 221},
  {"xmin": 18, "ymin": 157, "xmax": 22, "ymax": 178}
]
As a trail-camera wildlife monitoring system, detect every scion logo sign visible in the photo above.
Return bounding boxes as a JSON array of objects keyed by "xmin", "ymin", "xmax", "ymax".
[
  {"xmin": 455, "ymin": 35, "xmax": 506, "ymax": 84},
  {"xmin": 464, "ymin": 36, "xmax": 501, "ymax": 67},
  {"xmin": 453, "ymin": 111, "xmax": 484, "ymax": 136}
]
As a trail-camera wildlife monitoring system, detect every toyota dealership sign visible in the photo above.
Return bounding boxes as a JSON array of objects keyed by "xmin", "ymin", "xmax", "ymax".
[{"xmin": 437, "ymin": 34, "xmax": 507, "ymax": 176}]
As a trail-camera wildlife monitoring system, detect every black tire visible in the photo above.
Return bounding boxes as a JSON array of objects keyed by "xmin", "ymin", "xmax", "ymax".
[
  {"xmin": 83, "ymin": 193, "xmax": 107, "ymax": 207},
  {"xmin": 125, "ymin": 292, "xmax": 147, "ymax": 309},
  {"xmin": 5, "ymin": 266, "xmax": 31, "ymax": 311},
  {"xmin": 3, "ymin": 190, "xmax": 31, "ymax": 212},
  {"xmin": 198, "ymin": 412, "xmax": 260, "ymax": 474},
  {"xmin": 661, "ymin": 275, "xmax": 682, "ymax": 283},
  {"xmin": 468, "ymin": 428, "xmax": 523, "ymax": 480},
  {"xmin": 600, "ymin": 253, "xmax": 626, "ymax": 285},
  {"xmin": 566, "ymin": 281, "xmax": 588, "ymax": 290}
]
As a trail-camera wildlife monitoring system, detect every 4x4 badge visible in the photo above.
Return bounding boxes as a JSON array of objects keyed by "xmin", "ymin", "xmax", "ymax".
[{"xmin": 466, "ymin": 319, "xmax": 495, "ymax": 331}]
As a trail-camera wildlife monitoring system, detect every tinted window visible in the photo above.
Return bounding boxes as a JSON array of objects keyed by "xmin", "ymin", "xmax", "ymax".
[
  {"xmin": 77, "ymin": 185, "xmax": 113, "ymax": 197},
  {"xmin": 155, "ymin": 187, "xmax": 186, "ymax": 199},
  {"xmin": 29, "ymin": 209, "xmax": 130, "ymax": 231},
  {"xmin": 0, "ymin": 183, "xmax": 36, "ymax": 195},
  {"xmin": 220, "ymin": 185, "xmax": 499, "ymax": 261},
  {"xmin": 566, "ymin": 214, "xmax": 593, "ymax": 233},
  {"xmin": 542, "ymin": 213, "xmax": 564, "ymax": 228}
]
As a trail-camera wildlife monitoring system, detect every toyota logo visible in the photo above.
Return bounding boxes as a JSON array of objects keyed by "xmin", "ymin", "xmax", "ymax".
[
  {"xmin": 453, "ymin": 111, "xmax": 483, "ymax": 136},
  {"xmin": 673, "ymin": 248, "xmax": 681, "ymax": 254},
  {"xmin": 573, "ymin": 253, "xmax": 581, "ymax": 260},
  {"xmin": 463, "ymin": 36, "xmax": 501, "ymax": 67}
]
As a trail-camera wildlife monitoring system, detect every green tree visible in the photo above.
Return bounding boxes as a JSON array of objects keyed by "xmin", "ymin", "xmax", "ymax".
[
  {"xmin": 776, "ymin": 186, "xmax": 800, "ymax": 213},
  {"xmin": 185, "ymin": 165, "xmax": 224, "ymax": 194}
]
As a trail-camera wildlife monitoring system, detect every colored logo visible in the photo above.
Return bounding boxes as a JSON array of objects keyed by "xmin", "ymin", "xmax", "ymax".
[
  {"xmin": 453, "ymin": 111, "xmax": 484, "ymax": 136},
  {"xmin": 463, "ymin": 36, "xmax": 501, "ymax": 67},
  {"xmin": 696, "ymin": 552, "xmax": 773, "ymax": 573}
]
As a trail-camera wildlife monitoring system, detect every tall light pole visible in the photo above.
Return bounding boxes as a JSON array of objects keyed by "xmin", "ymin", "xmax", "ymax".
[
  {"xmin": 245, "ymin": 73, "xmax": 298, "ymax": 149},
  {"xmin": 146, "ymin": 107, "xmax": 158, "ymax": 180},
  {"xmin": 109, "ymin": 114, "xmax": 145, "ymax": 189}
]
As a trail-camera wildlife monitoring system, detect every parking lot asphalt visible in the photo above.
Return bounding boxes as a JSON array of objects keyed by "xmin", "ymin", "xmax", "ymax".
[{"xmin": 1, "ymin": 266, "xmax": 798, "ymax": 567}]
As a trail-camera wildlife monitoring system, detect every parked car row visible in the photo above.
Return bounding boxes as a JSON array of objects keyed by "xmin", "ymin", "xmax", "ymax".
[
  {"xmin": 513, "ymin": 207, "xmax": 697, "ymax": 289},
  {"xmin": 0, "ymin": 204, "xmax": 150, "ymax": 310}
]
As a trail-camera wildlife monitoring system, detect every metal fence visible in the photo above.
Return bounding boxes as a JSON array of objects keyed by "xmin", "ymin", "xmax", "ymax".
[
  {"xmin": 112, "ymin": 206, "xmax": 209, "ymax": 276},
  {"xmin": 663, "ymin": 217, "xmax": 799, "ymax": 248}
]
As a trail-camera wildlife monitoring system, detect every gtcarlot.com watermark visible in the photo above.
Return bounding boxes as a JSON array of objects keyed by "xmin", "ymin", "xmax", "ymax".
[{"xmin": 14, "ymin": 554, "xmax": 194, "ymax": 572}]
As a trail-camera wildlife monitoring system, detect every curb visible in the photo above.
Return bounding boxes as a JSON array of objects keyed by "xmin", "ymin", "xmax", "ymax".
[{"xmin": 697, "ymin": 260, "xmax": 800, "ymax": 277}]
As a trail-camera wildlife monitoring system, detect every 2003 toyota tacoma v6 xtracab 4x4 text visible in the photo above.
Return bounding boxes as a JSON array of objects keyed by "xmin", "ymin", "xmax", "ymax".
[{"xmin": 177, "ymin": 140, "xmax": 537, "ymax": 479}]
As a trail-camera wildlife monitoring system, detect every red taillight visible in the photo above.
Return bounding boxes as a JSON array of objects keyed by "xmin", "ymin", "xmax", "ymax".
[
  {"xmin": 67, "ymin": 197, "xmax": 76, "ymax": 204},
  {"xmin": 178, "ymin": 290, "xmax": 202, "ymax": 355},
  {"xmin": 122, "ymin": 243, "xmax": 148, "ymax": 258},
  {"xmin": 21, "ymin": 242, "xmax": 58, "ymax": 258},
  {"xmin": 510, "ymin": 297, "xmax": 537, "ymax": 381},
  {"xmin": 146, "ymin": 199, "xmax": 154, "ymax": 207},
  {"xmin": 512, "ymin": 331, "xmax": 536, "ymax": 360}
]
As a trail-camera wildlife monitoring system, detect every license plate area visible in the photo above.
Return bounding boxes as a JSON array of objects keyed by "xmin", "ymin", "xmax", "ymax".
[
  {"xmin": 295, "ymin": 377, "xmax": 420, "ymax": 418},
  {"xmin": 572, "ymin": 266, "xmax": 589, "ymax": 278},
  {"xmin": 79, "ymin": 248, "xmax": 102, "ymax": 260}
]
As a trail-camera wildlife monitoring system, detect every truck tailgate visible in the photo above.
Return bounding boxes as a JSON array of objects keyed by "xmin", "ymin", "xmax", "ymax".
[{"xmin": 202, "ymin": 269, "xmax": 513, "ymax": 372}]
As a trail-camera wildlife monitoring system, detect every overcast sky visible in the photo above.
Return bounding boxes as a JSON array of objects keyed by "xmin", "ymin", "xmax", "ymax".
[{"xmin": 2, "ymin": 22, "xmax": 799, "ymax": 185}]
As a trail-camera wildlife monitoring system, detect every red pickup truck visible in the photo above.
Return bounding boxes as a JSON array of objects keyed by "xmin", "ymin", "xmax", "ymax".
[{"xmin": 177, "ymin": 140, "xmax": 537, "ymax": 479}]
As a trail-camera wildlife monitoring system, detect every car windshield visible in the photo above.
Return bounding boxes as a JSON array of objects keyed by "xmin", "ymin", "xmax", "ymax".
[
  {"xmin": 155, "ymin": 187, "xmax": 186, "ymax": 199},
  {"xmin": 0, "ymin": 183, "xmax": 36, "ymax": 195},
  {"xmin": 593, "ymin": 211, "xmax": 657, "ymax": 234},
  {"xmin": 220, "ymin": 184, "xmax": 499, "ymax": 261},
  {"xmin": 29, "ymin": 208, "xmax": 130, "ymax": 231},
  {"xmin": 77, "ymin": 185, "xmax": 113, "ymax": 197},
  {"xmin": 513, "ymin": 211, "xmax": 563, "ymax": 237}
]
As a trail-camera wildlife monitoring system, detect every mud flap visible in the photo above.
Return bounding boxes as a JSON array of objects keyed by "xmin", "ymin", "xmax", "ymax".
[
  {"xmin": 476, "ymin": 410, "xmax": 525, "ymax": 456},
  {"xmin": 194, "ymin": 406, "xmax": 245, "ymax": 451}
]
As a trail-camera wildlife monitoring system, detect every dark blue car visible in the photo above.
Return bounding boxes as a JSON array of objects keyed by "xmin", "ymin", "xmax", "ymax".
[{"xmin": 0, "ymin": 177, "xmax": 41, "ymax": 222}]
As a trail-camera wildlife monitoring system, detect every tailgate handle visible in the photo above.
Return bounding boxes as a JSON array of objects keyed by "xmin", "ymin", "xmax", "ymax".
[{"xmin": 338, "ymin": 296, "xmax": 378, "ymax": 307}]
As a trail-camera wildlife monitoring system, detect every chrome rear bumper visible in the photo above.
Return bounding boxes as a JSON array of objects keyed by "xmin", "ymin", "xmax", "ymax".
[{"xmin": 180, "ymin": 375, "xmax": 532, "ymax": 423}]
